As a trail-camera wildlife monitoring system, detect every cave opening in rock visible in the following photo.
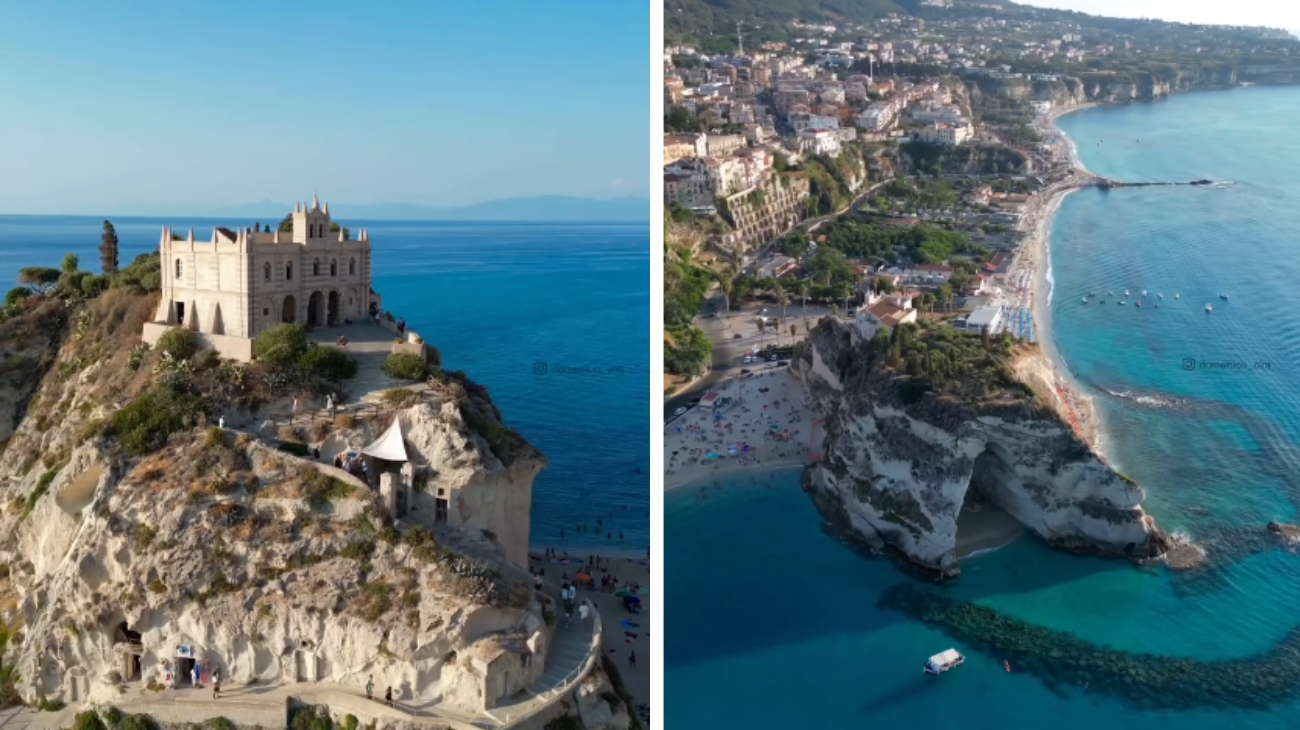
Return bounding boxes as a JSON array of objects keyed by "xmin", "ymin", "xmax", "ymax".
[{"xmin": 955, "ymin": 442, "xmax": 1025, "ymax": 560}]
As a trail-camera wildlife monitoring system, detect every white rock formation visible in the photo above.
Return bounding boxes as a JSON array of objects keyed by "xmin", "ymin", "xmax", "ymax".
[{"xmin": 794, "ymin": 320, "xmax": 1166, "ymax": 576}]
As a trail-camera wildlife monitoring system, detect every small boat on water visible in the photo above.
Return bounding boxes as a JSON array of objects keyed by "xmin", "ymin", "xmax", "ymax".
[
  {"xmin": 1136, "ymin": 301, "xmax": 1142, "ymax": 308},
  {"xmin": 1142, "ymin": 290, "xmax": 1148, "ymax": 297},
  {"xmin": 1081, "ymin": 297, "xmax": 1088, "ymax": 304},
  {"xmin": 1124, "ymin": 289, "xmax": 1130, "ymax": 297},
  {"xmin": 1158, "ymin": 293, "xmax": 1164, "ymax": 299},
  {"xmin": 925, "ymin": 649, "xmax": 965, "ymax": 676},
  {"xmin": 1155, "ymin": 303, "xmax": 1160, "ymax": 308},
  {"xmin": 1220, "ymin": 293, "xmax": 1229, "ymax": 300},
  {"xmin": 1119, "ymin": 301, "xmax": 1127, "ymax": 305},
  {"xmin": 1206, "ymin": 304, "xmax": 1213, "ymax": 313},
  {"xmin": 1176, "ymin": 293, "xmax": 1180, "ymax": 299}
]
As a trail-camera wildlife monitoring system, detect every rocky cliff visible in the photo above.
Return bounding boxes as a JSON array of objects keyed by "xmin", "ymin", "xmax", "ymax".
[
  {"xmin": 0, "ymin": 289, "xmax": 587, "ymax": 722},
  {"xmin": 793, "ymin": 319, "xmax": 1166, "ymax": 577},
  {"xmin": 966, "ymin": 63, "xmax": 1300, "ymax": 109}
]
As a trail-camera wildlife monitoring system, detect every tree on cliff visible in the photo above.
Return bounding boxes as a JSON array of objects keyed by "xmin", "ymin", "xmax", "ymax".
[
  {"xmin": 61, "ymin": 254, "xmax": 79, "ymax": 274},
  {"xmin": 17, "ymin": 267, "xmax": 61, "ymax": 294},
  {"xmin": 99, "ymin": 221, "xmax": 119, "ymax": 275}
]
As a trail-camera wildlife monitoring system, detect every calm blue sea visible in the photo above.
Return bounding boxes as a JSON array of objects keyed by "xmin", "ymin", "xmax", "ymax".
[
  {"xmin": 0, "ymin": 216, "xmax": 650, "ymax": 554},
  {"xmin": 667, "ymin": 85, "xmax": 1300, "ymax": 728}
]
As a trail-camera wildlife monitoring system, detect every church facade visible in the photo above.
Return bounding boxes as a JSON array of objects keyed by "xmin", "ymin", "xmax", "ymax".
[{"xmin": 143, "ymin": 195, "xmax": 382, "ymax": 360}]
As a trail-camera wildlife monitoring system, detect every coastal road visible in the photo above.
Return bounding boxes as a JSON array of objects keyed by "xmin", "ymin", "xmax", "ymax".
[{"xmin": 664, "ymin": 296, "xmax": 832, "ymax": 421}]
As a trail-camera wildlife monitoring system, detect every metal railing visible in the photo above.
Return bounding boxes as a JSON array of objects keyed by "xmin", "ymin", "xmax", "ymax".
[{"xmin": 485, "ymin": 610, "xmax": 604, "ymax": 728}]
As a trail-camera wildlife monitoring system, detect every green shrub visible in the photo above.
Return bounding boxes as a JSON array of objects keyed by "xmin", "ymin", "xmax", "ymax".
[
  {"xmin": 299, "ymin": 347, "xmax": 359, "ymax": 381},
  {"xmin": 134, "ymin": 523, "xmax": 157, "ymax": 551},
  {"xmin": 382, "ymin": 352, "xmax": 426, "ymax": 381},
  {"xmin": 73, "ymin": 710, "xmax": 107, "ymax": 730},
  {"xmin": 4, "ymin": 287, "xmax": 30, "ymax": 306},
  {"xmin": 204, "ymin": 718, "xmax": 237, "ymax": 730},
  {"xmin": 253, "ymin": 324, "xmax": 308, "ymax": 370},
  {"xmin": 156, "ymin": 327, "xmax": 198, "ymax": 360},
  {"xmin": 36, "ymin": 698, "xmax": 65, "ymax": 712},
  {"xmin": 342, "ymin": 715, "xmax": 358, "ymax": 730},
  {"xmin": 340, "ymin": 540, "xmax": 376, "ymax": 561},
  {"xmin": 380, "ymin": 388, "xmax": 419, "ymax": 408},
  {"xmin": 112, "ymin": 384, "xmax": 205, "ymax": 456},
  {"xmin": 117, "ymin": 714, "xmax": 160, "ymax": 730},
  {"xmin": 21, "ymin": 468, "xmax": 59, "ymax": 520}
]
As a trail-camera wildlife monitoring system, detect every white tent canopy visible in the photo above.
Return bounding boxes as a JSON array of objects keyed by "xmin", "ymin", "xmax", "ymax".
[{"xmin": 362, "ymin": 418, "xmax": 409, "ymax": 462}]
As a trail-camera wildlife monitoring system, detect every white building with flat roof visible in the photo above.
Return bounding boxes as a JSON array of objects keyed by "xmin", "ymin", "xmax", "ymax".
[{"xmin": 962, "ymin": 306, "xmax": 1004, "ymax": 334}]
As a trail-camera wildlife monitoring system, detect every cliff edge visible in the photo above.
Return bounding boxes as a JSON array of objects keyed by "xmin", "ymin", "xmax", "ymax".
[
  {"xmin": 793, "ymin": 318, "xmax": 1167, "ymax": 577},
  {"xmin": 0, "ymin": 288, "xmax": 572, "ymax": 720}
]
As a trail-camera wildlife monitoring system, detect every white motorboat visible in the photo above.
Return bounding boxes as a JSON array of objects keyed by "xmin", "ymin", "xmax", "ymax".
[
  {"xmin": 1119, "ymin": 301, "xmax": 1127, "ymax": 305},
  {"xmin": 1220, "ymin": 293, "xmax": 1229, "ymax": 300},
  {"xmin": 1142, "ymin": 290, "xmax": 1148, "ymax": 297},
  {"xmin": 924, "ymin": 649, "xmax": 965, "ymax": 676},
  {"xmin": 1158, "ymin": 293, "xmax": 1164, "ymax": 299},
  {"xmin": 1176, "ymin": 293, "xmax": 1180, "ymax": 299},
  {"xmin": 1124, "ymin": 289, "xmax": 1130, "ymax": 297},
  {"xmin": 1205, "ymin": 304, "xmax": 1213, "ymax": 313},
  {"xmin": 1081, "ymin": 297, "xmax": 1088, "ymax": 304}
]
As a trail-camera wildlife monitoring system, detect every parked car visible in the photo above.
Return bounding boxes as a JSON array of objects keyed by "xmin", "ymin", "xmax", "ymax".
[
  {"xmin": 777, "ymin": 360, "xmax": 789, "ymax": 367},
  {"xmin": 674, "ymin": 406, "xmax": 687, "ymax": 416},
  {"xmin": 740, "ymin": 368, "xmax": 752, "ymax": 375}
]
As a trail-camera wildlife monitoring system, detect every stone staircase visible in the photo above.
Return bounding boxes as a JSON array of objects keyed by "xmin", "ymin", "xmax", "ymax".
[{"xmin": 484, "ymin": 612, "xmax": 601, "ymax": 727}]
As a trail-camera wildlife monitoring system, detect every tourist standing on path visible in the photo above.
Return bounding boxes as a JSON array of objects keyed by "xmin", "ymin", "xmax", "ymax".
[
  {"xmin": 213, "ymin": 668, "xmax": 221, "ymax": 699},
  {"xmin": 366, "ymin": 675, "xmax": 374, "ymax": 701},
  {"xmin": 190, "ymin": 664, "xmax": 198, "ymax": 688},
  {"xmin": 385, "ymin": 686, "xmax": 394, "ymax": 707},
  {"xmin": 628, "ymin": 651, "xmax": 636, "ymax": 669},
  {"xmin": 579, "ymin": 599, "xmax": 591, "ymax": 625}
]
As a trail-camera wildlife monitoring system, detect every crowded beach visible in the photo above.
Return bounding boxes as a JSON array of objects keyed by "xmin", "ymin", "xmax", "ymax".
[{"xmin": 664, "ymin": 366, "xmax": 821, "ymax": 492}]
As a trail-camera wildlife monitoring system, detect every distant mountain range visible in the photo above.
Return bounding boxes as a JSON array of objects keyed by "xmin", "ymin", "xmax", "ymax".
[{"xmin": 174, "ymin": 195, "xmax": 650, "ymax": 223}]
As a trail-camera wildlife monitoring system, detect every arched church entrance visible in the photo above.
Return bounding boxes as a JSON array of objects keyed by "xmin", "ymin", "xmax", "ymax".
[
  {"xmin": 281, "ymin": 295, "xmax": 297, "ymax": 324},
  {"xmin": 327, "ymin": 291, "xmax": 340, "ymax": 326},
  {"xmin": 307, "ymin": 291, "xmax": 324, "ymax": 327}
]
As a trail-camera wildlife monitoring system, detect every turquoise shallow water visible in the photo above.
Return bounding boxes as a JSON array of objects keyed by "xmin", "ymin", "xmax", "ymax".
[
  {"xmin": 0, "ymin": 216, "xmax": 649, "ymax": 553},
  {"xmin": 667, "ymin": 86, "xmax": 1300, "ymax": 727}
]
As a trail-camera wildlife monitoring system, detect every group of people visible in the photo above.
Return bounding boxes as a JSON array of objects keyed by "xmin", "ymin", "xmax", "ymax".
[
  {"xmin": 332, "ymin": 452, "xmax": 370, "ymax": 481},
  {"xmin": 666, "ymin": 371, "xmax": 808, "ymax": 476},
  {"xmin": 365, "ymin": 675, "xmax": 396, "ymax": 707},
  {"xmin": 159, "ymin": 662, "xmax": 221, "ymax": 700}
]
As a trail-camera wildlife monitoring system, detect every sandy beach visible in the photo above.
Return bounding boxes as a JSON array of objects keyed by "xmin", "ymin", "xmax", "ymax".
[
  {"xmin": 664, "ymin": 367, "xmax": 820, "ymax": 491},
  {"xmin": 1000, "ymin": 102, "xmax": 1108, "ymax": 453},
  {"xmin": 532, "ymin": 552, "xmax": 650, "ymax": 726}
]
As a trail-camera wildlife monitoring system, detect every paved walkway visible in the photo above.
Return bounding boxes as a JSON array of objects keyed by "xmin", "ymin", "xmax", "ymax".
[
  {"xmin": 484, "ymin": 611, "xmax": 598, "ymax": 726},
  {"xmin": 0, "ymin": 707, "xmax": 37, "ymax": 730}
]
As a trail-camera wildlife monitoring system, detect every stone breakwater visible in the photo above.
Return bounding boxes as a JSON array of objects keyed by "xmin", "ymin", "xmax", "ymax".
[{"xmin": 880, "ymin": 582, "xmax": 1300, "ymax": 711}]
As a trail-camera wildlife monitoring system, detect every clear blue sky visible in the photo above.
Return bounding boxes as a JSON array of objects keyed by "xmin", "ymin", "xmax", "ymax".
[{"xmin": 0, "ymin": 0, "xmax": 650, "ymax": 215}]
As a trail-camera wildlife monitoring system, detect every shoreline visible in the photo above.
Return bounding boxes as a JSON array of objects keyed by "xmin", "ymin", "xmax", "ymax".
[
  {"xmin": 663, "ymin": 368, "xmax": 822, "ymax": 492},
  {"xmin": 1012, "ymin": 101, "xmax": 1107, "ymax": 454}
]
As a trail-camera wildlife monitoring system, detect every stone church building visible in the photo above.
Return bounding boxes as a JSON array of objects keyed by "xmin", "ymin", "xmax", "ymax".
[{"xmin": 143, "ymin": 195, "xmax": 382, "ymax": 360}]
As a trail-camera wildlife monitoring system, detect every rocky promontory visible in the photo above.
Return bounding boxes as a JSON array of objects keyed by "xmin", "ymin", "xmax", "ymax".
[
  {"xmin": 793, "ymin": 318, "xmax": 1167, "ymax": 577},
  {"xmin": 0, "ymin": 284, "xmax": 622, "ymax": 728}
]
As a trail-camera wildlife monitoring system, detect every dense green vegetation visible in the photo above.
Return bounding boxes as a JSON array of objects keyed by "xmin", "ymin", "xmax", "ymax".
[
  {"xmin": 664, "ymin": 0, "xmax": 916, "ymax": 49},
  {"xmin": 112, "ymin": 382, "xmax": 206, "ymax": 456},
  {"xmin": 807, "ymin": 216, "xmax": 987, "ymax": 265},
  {"xmin": 299, "ymin": 346, "xmax": 359, "ymax": 381},
  {"xmin": 156, "ymin": 328, "xmax": 199, "ymax": 361},
  {"xmin": 253, "ymin": 324, "xmax": 310, "ymax": 370},
  {"xmin": 383, "ymin": 352, "xmax": 428, "ymax": 381},
  {"xmin": 860, "ymin": 319, "xmax": 1027, "ymax": 402},
  {"xmin": 664, "ymin": 240, "xmax": 716, "ymax": 378}
]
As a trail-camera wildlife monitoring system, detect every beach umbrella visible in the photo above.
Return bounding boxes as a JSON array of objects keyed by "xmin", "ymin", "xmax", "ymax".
[
  {"xmin": 615, "ymin": 589, "xmax": 635, "ymax": 598},
  {"xmin": 575, "ymin": 573, "xmax": 593, "ymax": 584}
]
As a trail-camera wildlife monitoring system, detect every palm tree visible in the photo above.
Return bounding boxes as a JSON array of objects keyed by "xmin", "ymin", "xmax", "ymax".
[
  {"xmin": 790, "ymin": 323, "xmax": 798, "ymax": 343},
  {"xmin": 776, "ymin": 287, "xmax": 789, "ymax": 322},
  {"xmin": 719, "ymin": 275, "xmax": 734, "ymax": 324}
]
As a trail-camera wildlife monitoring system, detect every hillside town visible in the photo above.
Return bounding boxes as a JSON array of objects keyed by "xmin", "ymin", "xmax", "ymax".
[{"xmin": 662, "ymin": 3, "xmax": 1300, "ymax": 388}]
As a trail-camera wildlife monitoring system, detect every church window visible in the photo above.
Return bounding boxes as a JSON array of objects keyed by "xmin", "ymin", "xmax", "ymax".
[
  {"xmin": 330, "ymin": 259, "xmax": 337, "ymax": 276},
  {"xmin": 349, "ymin": 258, "xmax": 356, "ymax": 275},
  {"xmin": 313, "ymin": 259, "xmax": 321, "ymax": 276},
  {"xmin": 264, "ymin": 262, "xmax": 271, "ymax": 281},
  {"xmin": 175, "ymin": 259, "xmax": 182, "ymax": 279},
  {"xmin": 286, "ymin": 262, "xmax": 293, "ymax": 281}
]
